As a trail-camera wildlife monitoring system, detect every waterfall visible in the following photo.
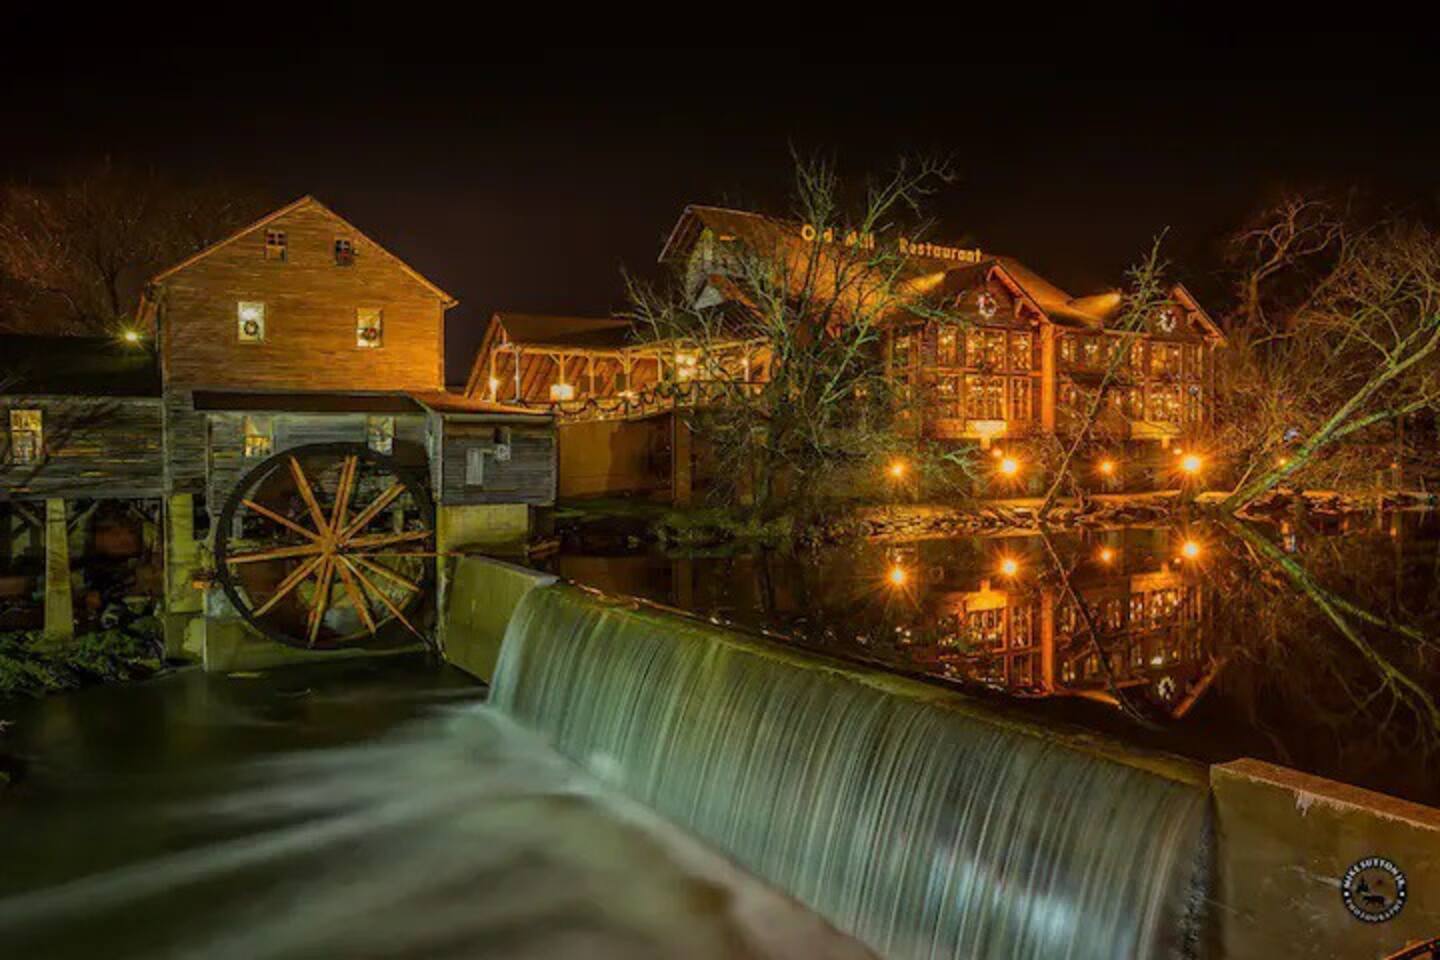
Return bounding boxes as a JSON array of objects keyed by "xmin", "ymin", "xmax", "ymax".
[{"xmin": 491, "ymin": 584, "xmax": 1209, "ymax": 960}]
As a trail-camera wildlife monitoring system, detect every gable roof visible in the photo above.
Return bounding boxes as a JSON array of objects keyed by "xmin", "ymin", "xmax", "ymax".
[
  {"xmin": 489, "ymin": 312, "xmax": 637, "ymax": 349},
  {"xmin": 147, "ymin": 195, "xmax": 458, "ymax": 307},
  {"xmin": 0, "ymin": 335, "xmax": 161, "ymax": 397}
]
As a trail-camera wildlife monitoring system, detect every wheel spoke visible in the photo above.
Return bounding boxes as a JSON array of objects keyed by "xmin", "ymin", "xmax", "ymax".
[
  {"xmin": 253, "ymin": 554, "xmax": 326, "ymax": 617},
  {"xmin": 227, "ymin": 542, "xmax": 324, "ymax": 565},
  {"xmin": 288, "ymin": 456, "xmax": 331, "ymax": 536},
  {"xmin": 338, "ymin": 482, "xmax": 407, "ymax": 543},
  {"xmin": 334, "ymin": 556, "xmax": 377, "ymax": 635},
  {"xmin": 348, "ymin": 529, "xmax": 432, "ymax": 550},
  {"xmin": 307, "ymin": 557, "xmax": 336, "ymax": 647},
  {"xmin": 351, "ymin": 555, "xmax": 421, "ymax": 593},
  {"xmin": 329, "ymin": 456, "xmax": 359, "ymax": 536},
  {"xmin": 343, "ymin": 557, "xmax": 422, "ymax": 639},
  {"xmin": 241, "ymin": 498, "xmax": 320, "ymax": 542}
]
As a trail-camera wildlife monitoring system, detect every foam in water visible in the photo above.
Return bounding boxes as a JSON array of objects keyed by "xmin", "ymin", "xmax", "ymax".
[{"xmin": 491, "ymin": 584, "xmax": 1209, "ymax": 960}]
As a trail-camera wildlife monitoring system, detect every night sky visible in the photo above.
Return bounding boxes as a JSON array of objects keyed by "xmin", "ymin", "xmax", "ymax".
[{"xmin": 5, "ymin": 43, "xmax": 1438, "ymax": 383}]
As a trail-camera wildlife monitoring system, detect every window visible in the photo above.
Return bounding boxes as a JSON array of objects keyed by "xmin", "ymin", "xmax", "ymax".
[
  {"xmin": 243, "ymin": 416, "xmax": 273, "ymax": 459},
  {"xmin": 965, "ymin": 375, "xmax": 1004, "ymax": 419},
  {"xmin": 465, "ymin": 447, "xmax": 487, "ymax": 486},
  {"xmin": 1150, "ymin": 343, "xmax": 1182, "ymax": 377},
  {"xmin": 265, "ymin": 231, "xmax": 287, "ymax": 262},
  {"xmin": 1080, "ymin": 336, "xmax": 1102, "ymax": 369},
  {"xmin": 1059, "ymin": 335, "xmax": 1076, "ymax": 367},
  {"xmin": 1010, "ymin": 378, "xmax": 1032, "ymax": 422},
  {"xmin": 937, "ymin": 326, "xmax": 959, "ymax": 366},
  {"xmin": 9, "ymin": 409, "xmax": 41, "ymax": 464},
  {"xmin": 356, "ymin": 308, "xmax": 383, "ymax": 348},
  {"xmin": 1147, "ymin": 384, "xmax": 1182, "ymax": 424},
  {"xmin": 892, "ymin": 332, "xmax": 912, "ymax": 369},
  {"xmin": 334, "ymin": 238, "xmax": 355, "ymax": 266},
  {"xmin": 238, "ymin": 302, "xmax": 266, "ymax": 342},
  {"xmin": 366, "ymin": 416, "xmax": 394, "ymax": 455},
  {"xmin": 933, "ymin": 375, "xmax": 960, "ymax": 419},
  {"xmin": 983, "ymin": 331, "xmax": 1006, "ymax": 369},
  {"xmin": 1010, "ymin": 333, "xmax": 1032, "ymax": 372}
]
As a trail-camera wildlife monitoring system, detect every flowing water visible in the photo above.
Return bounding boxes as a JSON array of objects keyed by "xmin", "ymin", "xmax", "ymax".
[
  {"xmin": 492, "ymin": 585, "xmax": 1209, "ymax": 960},
  {"xmin": 0, "ymin": 662, "xmax": 867, "ymax": 959}
]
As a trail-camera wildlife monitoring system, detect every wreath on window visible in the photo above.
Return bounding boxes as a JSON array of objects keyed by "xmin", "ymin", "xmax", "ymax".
[
  {"xmin": 976, "ymin": 291, "xmax": 998, "ymax": 319},
  {"xmin": 359, "ymin": 325, "xmax": 380, "ymax": 343},
  {"xmin": 242, "ymin": 319, "xmax": 262, "ymax": 338},
  {"xmin": 1156, "ymin": 308, "xmax": 1178, "ymax": 333}
]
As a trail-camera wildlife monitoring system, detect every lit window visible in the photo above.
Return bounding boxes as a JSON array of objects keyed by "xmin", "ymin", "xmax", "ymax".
[
  {"xmin": 1010, "ymin": 378, "xmax": 1032, "ymax": 422},
  {"xmin": 265, "ymin": 230, "xmax": 287, "ymax": 261},
  {"xmin": 243, "ymin": 416, "xmax": 273, "ymax": 459},
  {"xmin": 366, "ymin": 416, "xmax": 394, "ymax": 455},
  {"xmin": 335, "ymin": 238, "xmax": 355, "ymax": 266},
  {"xmin": 356, "ymin": 308, "xmax": 382, "ymax": 348},
  {"xmin": 937, "ymin": 325, "xmax": 958, "ymax": 366},
  {"xmin": 1009, "ymin": 333, "xmax": 1032, "ymax": 371},
  {"xmin": 8, "ymin": 409, "xmax": 42, "ymax": 464},
  {"xmin": 238, "ymin": 302, "xmax": 266, "ymax": 342}
]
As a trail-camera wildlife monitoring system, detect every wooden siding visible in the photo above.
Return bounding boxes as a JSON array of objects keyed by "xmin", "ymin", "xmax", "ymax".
[
  {"xmin": 164, "ymin": 389, "xmax": 209, "ymax": 496},
  {"xmin": 1, "ymin": 396, "xmax": 164, "ymax": 500},
  {"xmin": 205, "ymin": 412, "xmax": 426, "ymax": 510},
  {"xmin": 158, "ymin": 201, "xmax": 447, "ymax": 394},
  {"xmin": 437, "ymin": 421, "xmax": 556, "ymax": 506}
]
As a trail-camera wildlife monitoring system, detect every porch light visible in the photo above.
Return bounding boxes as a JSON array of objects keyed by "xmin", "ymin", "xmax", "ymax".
[
  {"xmin": 1180, "ymin": 453, "xmax": 1202, "ymax": 475},
  {"xmin": 887, "ymin": 565, "xmax": 908, "ymax": 587},
  {"xmin": 999, "ymin": 557, "xmax": 1020, "ymax": 577},
  {"xmin": 1180, "ymin": 540, "xmax": 1201, "ymax": 559},
  {"xmin": 550, "ymin": 382, "xmax": 576, "ymax": 402},
  {"xmin": 121, "ymin": 329, "xmax": 141, "ymax": 345},
  {"xmin": 998, "ymin": 456, "xmax": 1020, "ymax": 477},
  {"xmin": 1098, "ymin": 546, "xmax": 1115, "ymax": 564},
  {"xmin": 1098, "ymin": 458, "xmax": 1116, "ymax": 476}
]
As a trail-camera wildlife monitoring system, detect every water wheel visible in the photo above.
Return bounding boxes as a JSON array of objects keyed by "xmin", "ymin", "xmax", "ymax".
[{"xmin": 214, "ymin": 442, "xmax": 436, "ymax": 650}]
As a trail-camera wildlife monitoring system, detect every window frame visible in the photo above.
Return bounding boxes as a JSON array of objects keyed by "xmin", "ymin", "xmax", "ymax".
[
  {"xmin": 8, "ymin": 408, "xmax": 42, "ymax": 465},
  {"xmin": 237, "ymin": 302, "xmax": 266, "ymax": 343},
  {"xmin": 356, "ymin": 307, "xmax": 383, "ymax": 349}
]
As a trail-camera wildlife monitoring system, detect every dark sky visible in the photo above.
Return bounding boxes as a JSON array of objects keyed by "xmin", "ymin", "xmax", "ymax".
[{"xmin": 5, "ymin": 43, "xmax": 1438, "ymax": 382}]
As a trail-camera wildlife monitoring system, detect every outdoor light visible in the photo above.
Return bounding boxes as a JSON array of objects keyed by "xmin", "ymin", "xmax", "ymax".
[
  {"xmin": 887, "ymin": 459, "xmax": 908, "ymax": 480},
  {"xmin": 550, "ymin": 382, "xmax": 576, "ymax": 402},
  {"xmin": 1276, "ymin": 455, "xmax": 1289, "ymax": 467},
  {"xmin": 887, "ymin": 565, "xmax": 908, "ymax": 587},
  {"xmin": 998, "ymin": 456, "xmax": 1020, "ymax": 477},
  {"xmin": 121, "ymin": 329, "xmax": 141, "ymax": 345},
  {"xmin": 1098, "ymin": 546, "xmax": 1115, "ymax": 564},
  {"xmin": 999, "ymin": 557, "xmax": 1020, "ymax": 577},
  {"xmin": 1180, "ymin": 453, "xmax": 1202, "ymax": 475},
  {"xmin": 1098, "ymin": 458, "xmax": 1116, "ymax": 476},
  {"xmin": 1180, "ymin": 540, "xmax": 1201, "ymax": 559}
]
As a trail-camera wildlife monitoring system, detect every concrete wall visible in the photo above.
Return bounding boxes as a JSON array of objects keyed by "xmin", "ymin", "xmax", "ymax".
[
  {"xmin": 440, "ymin": 555, "xmax": 556, "ymax": 683},
  {"xmin": 1211, "ymin": 758, "xmax": 1440, "ymax": 959}
]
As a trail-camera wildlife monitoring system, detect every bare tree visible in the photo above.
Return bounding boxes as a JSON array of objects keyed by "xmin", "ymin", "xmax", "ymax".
[
  {"xmin": 627, "ymin": 154, "xmax": 961, "ymax": 516},
  {"xmin": 1226, "ymin": 193, "xmax": 1348, "ymax": 332},
  {"xmin": 1219, "ymin": 221, "xmax": 1440, "ymax": 511},
  {"xmin": 0, "ymin": 160, "xmax": 268, "ymax": 335}
]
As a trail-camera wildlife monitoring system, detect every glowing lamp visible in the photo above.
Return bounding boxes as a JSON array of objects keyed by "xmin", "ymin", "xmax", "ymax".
[
  {"xmin": 1098, "ymin": 458, "xmax": 1116, "ymax": 476},
  {"xmin": 887, "ymin": 565, "xmax": 908, "ymax": 587},
  {"xmin": 1098, "ymin": 546, "xmax": 1115, "ymax": 564},
  {"xmin": 550, "ymin": 382, "xmax": 576, "ymax": 402},
  {"xmin": 999, "ymin": 557, "xmax": 1019, "ymax": 577},
  {"xmin": 887, "ymin": 459, "xmax": 908, "ymax": 480},
  {"xmin": 998, "ymin": 456, "xmax": 1020, "ymax": 477},
  {"xmin": 1180, "ymin": 453, "xmax": 1202, "ymax": 475},
  {"xmin": 122, "ymin": 329, "xmax": 141, "ymax": 345},
  {"xmin": 1276, "ymin": 455, "xmax": 1289, "ymax": 467},
  {"xmin": 1180, "ymin": 540, "xmax": 1200, "ymax": 559}
]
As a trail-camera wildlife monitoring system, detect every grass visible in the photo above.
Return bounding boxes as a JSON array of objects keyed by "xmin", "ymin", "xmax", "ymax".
[{"xmin": 0, "ymin": 623, "xmax": 164, "ymax": 699}]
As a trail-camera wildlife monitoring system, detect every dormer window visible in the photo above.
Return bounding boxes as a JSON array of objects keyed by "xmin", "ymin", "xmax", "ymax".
[
  {"xmin": 334, "ymin": 238, "xmax": 355, "ymax": 266},
  {"xmin": 9, "ymin": 409, "xmax": 42, "ymax": 464},
  {"xmin": 356, "ymin": 308, "xmax": 382, "ymax": 348},
  {"xmin": 265, "ymin": 230, "xmax": 287, "ymax": 262},
  {"xmin": 238, "ymin": 302, "xmax": 266, "ymax": 342}
]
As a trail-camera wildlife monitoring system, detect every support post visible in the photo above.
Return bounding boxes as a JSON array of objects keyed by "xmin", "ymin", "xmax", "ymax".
[
  {"xmin": 672, "ymin": 413, "xmax": 694, "ymax": 507},
  {"xmin": 43, "ymin": 498, "xmax": 74, "ymax": 644},
  {"xmin": 164, "ymin": 493, "xmax": 204, "ymax": 657}
]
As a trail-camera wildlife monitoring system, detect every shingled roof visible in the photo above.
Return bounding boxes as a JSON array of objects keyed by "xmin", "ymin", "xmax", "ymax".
[{"xmin": 0, "ymin": 335, "xmax": 161, "ymax": 397}]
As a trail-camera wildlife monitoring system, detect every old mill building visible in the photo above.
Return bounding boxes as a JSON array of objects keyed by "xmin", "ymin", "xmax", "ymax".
[{"xmin": 464, "ymin": 204, "xmax": 1226, "ymax": 500}]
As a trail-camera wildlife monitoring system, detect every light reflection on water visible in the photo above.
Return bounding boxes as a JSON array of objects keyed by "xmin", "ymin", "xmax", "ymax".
[{"xmin": 552, "ymin": 512, "xmax": 1440, "ymax": 805}]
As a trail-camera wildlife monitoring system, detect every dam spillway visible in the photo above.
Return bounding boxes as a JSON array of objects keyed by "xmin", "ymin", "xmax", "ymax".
[{"xmin": 489, "ymin": 583, "xmax": 1209, "ymax": 960}]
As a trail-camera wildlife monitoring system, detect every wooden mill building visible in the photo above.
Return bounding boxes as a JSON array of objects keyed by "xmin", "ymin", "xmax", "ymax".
[{"xmin": 2, "ymin": 196, "xmax": 557, "ymax": 662}]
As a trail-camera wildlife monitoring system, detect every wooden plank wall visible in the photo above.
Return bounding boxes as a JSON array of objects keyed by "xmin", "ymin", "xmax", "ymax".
[
  {"xmin": 1, "ymin": 395, "xmax": 164, "ymax": 500},
  {"xmin": 159, "ymin": 202, "xmax": 447, "ymax": 394},
  {"xmin": 438, "ymin": 422, "xmax": 555, "ymax": 506}
]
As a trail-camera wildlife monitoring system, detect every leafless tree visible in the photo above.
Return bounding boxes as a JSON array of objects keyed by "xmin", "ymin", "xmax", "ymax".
[
  {"xmin": 1226, "ymin": 193, "xmax": 1348, "ymax": 333},
  {"xmin": 0, "ymin": 160, "xmax": 268, "ymax": 335},
  {"xmin": 627, "ymin": 153, "xmax": 962, "ymax": 516}
]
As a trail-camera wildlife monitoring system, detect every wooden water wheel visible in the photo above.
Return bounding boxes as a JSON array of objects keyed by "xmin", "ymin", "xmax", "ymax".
[{"xmin": 214, "ymin": 443, "xmax": 437, "ymax": 650}]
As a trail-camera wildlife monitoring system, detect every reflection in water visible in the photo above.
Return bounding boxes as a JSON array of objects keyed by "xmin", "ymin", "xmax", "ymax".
[{"xmin": 553, "ymin": 513, "xmax": 1440, "ymax": 804}]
